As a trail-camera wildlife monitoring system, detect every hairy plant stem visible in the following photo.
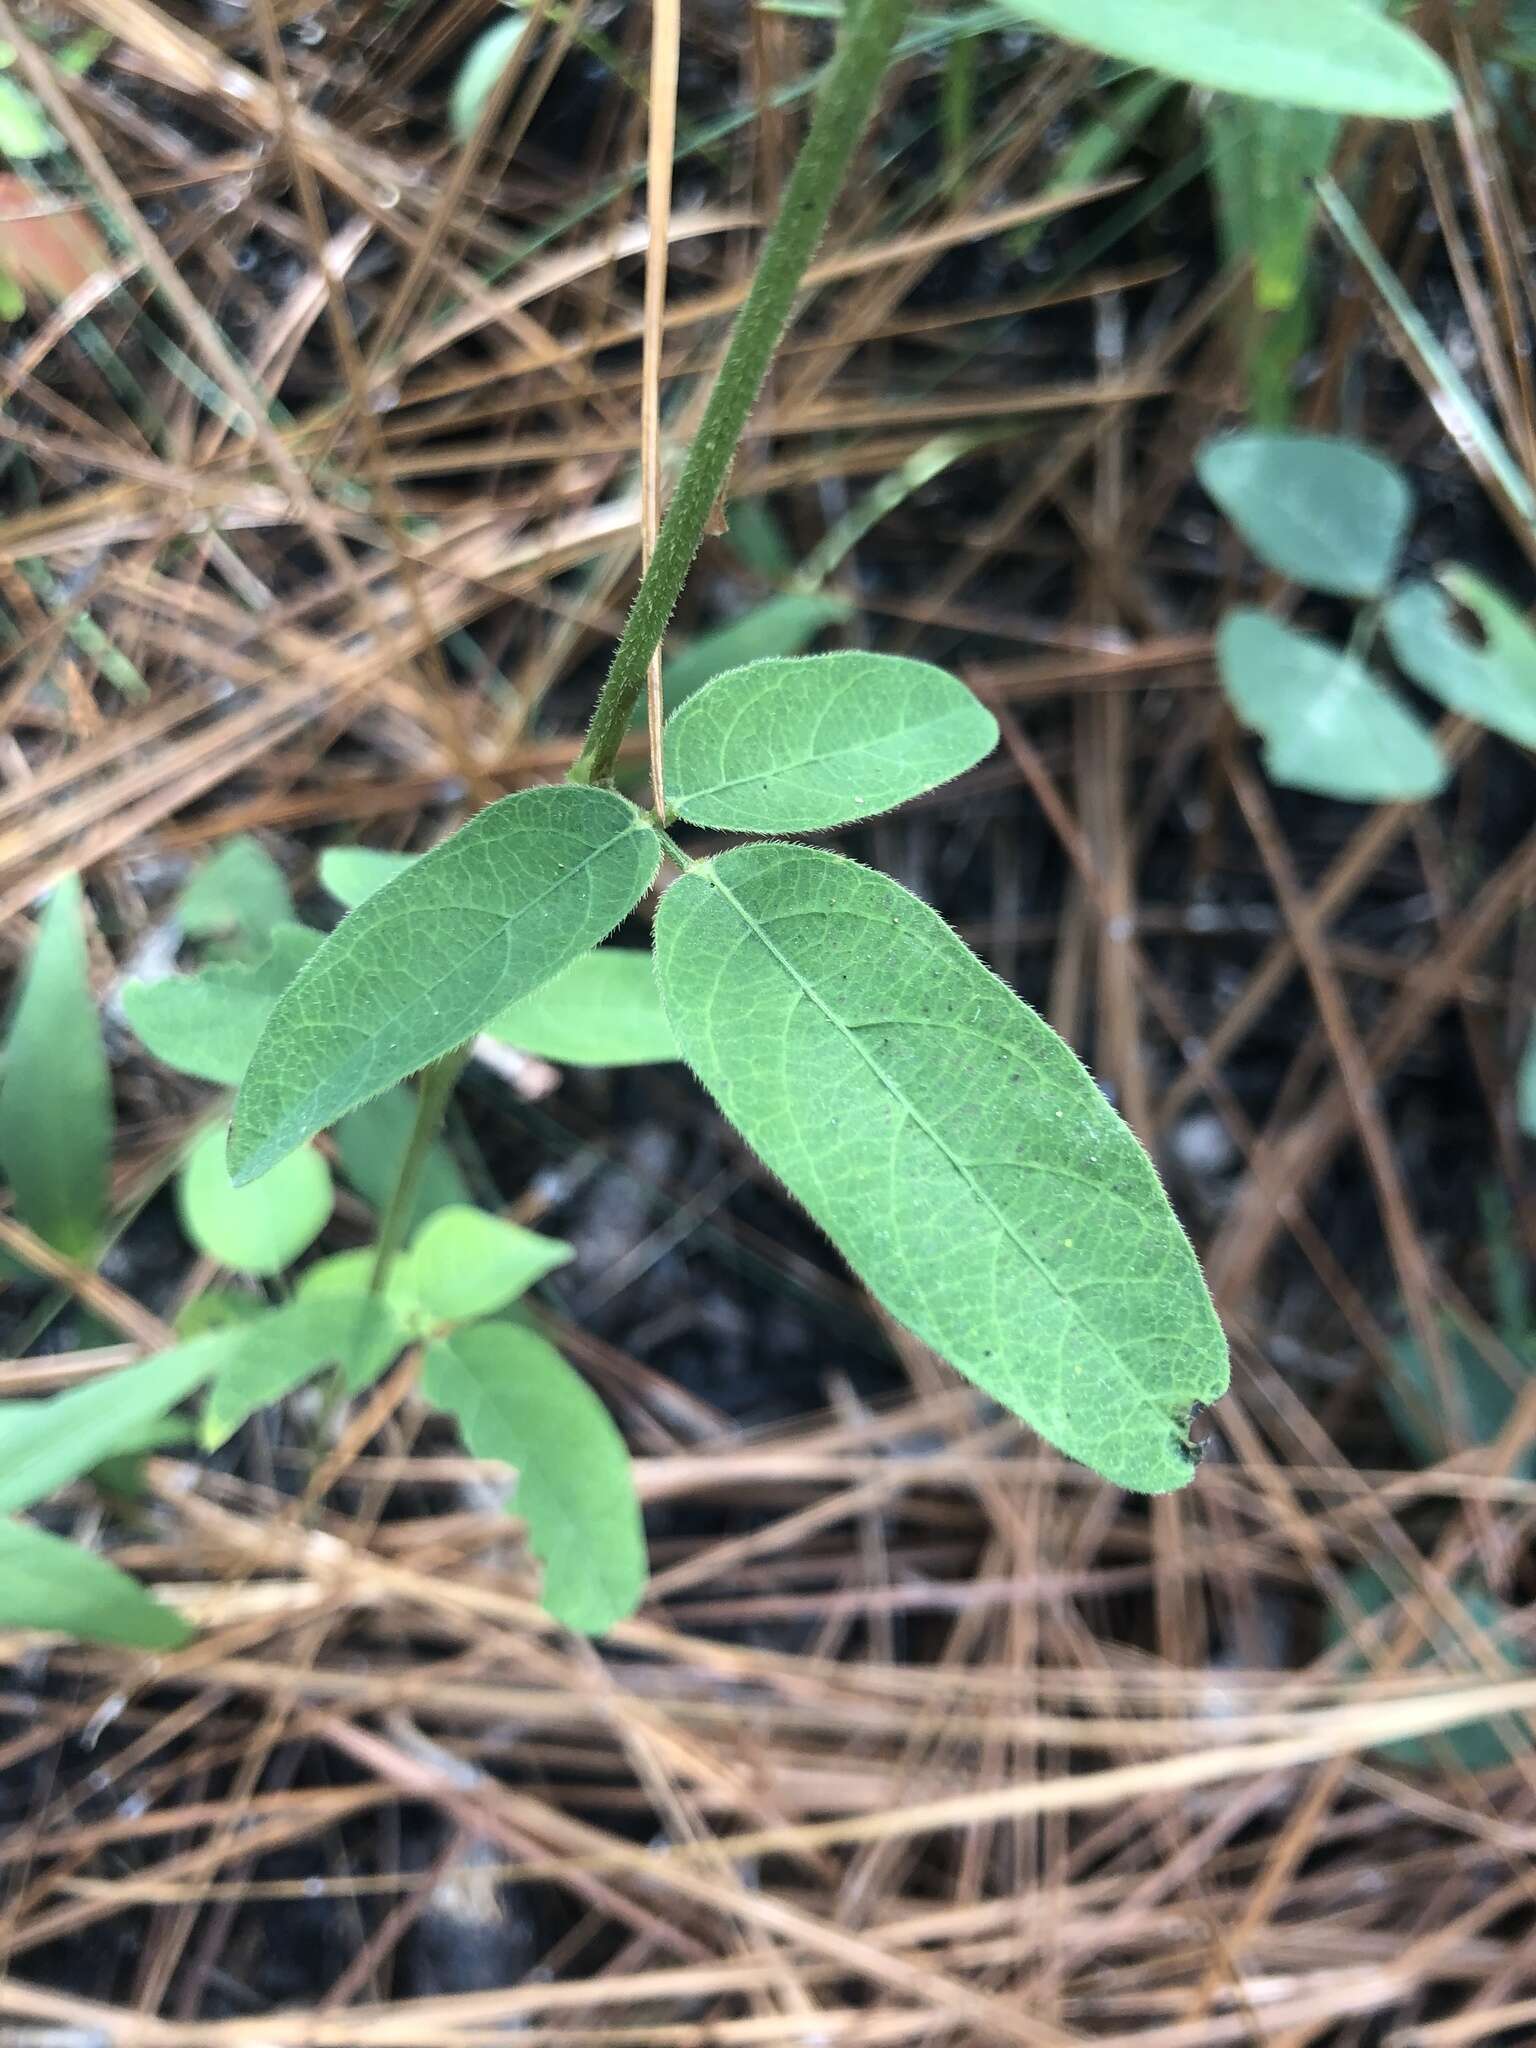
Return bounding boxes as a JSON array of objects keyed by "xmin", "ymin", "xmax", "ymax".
[
  {"xmin": 568, "ymin": 0, "xmax": 911, "ymax": 788},
  {"xmin": 368, "ymin": 1044, "xmax": 472, "ymax": 1295}
]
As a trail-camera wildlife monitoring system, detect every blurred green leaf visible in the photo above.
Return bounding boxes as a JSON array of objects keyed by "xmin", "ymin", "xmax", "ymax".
[
  {"xmin": 422, "ymin": 1321, "xmax": 646, "ymax": 1633},
  {"xmin": 319, "ymin": 846, "xmax": 417, "ymax": 911},
  {"xmin": 1521, "ymin": 1022, "xmax": 1536, "ymax": 1139},
  {"xmin": 0, "ymin": 875, "xmax": 111, "ymax": 1262},
  {"xmin": 0, "ymin": 1336, "xmax": 232, "ymax": 1514},
  {"xmin": 1383, "ymin": 568, "xmax": 1536, "ymax": 751},
  {"xmin": 0, "ymin": 1517, "xmax": 192, "ymax": 1649},
  {"xmin": 177, "ymin": 837, "xmax": 293, "ymax": 957},
  {"xmin": 0, "ymin": 77, "xmax": 56, "ymax": 158},
  {"xmin": 996, "ymin": 0, "xmax": 1456, "ymax": 116},
  {"xmin": 487, "ymin": 949, "xmax": 676, "ymax": 1066},
  {"xmin": 450, "ymin": 9, "xmax": 527, "ymax": 140},
  {"xmin": 177, "ymin": 1121, "xmax": 332, "ymax": 1277},
  {"xmin": 408, "ymin": 1205, "xmax": 572, "ymax": 1325},
  {"xmin": 1328, "ymin": 1568, "xmax": 1530, "ymax": 1772},
  {"xmin": 123, "ymin": 923, "xmax": 323, "ymax": 1087},
  {"xmin": 200, "ymin": 1294, "xmax": 404, "ymax": 1448},
  {"xmin": 1217, "ymin": 611, "xmax": 1448, "ymax": 803},
  {"xmin": 1197, "ymin": 432, "xmax": 1413, "ymax": 598}
]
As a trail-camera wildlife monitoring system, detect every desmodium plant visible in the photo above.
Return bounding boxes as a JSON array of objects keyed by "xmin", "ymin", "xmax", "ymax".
[{"xmin": 12, "ymin": 0, "xmax": 1478, "ymax": 1651}]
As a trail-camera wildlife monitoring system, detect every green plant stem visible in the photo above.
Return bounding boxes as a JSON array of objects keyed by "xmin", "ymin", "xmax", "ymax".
[
  {"xmin": 568, "ymin": 0, "xmax": 912, "ymax": 789},
  {"xmin": 368, "ymin": 1044, "xmax": 471, "ymax": 1295}
]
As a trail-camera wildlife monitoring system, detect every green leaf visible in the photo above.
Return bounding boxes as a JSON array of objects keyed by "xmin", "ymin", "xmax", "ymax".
[
  {"xmin": 408, "ymin": 1204, "xmax": 572, "ymax": 1324},
  {"xmin": 230, "ymin": 788, "xmax": 661, "ymax": 1185},
  {"xmin": 1197, "ymin": 432, "xmax": 1412, "ymax": 598},
  {"xmin": 1217, "ymin": 611, "xmax": 1448, "ymax": 803},
  {"xmin": 176, "ymin": 1121, "xmax": 332, "ymax": 1277},
  {"xmin": 422, "ymin": 1322, "xmax": 646, "ymax": 1633},
  {"xmin": 334, "ymin": 1085, "xmax": 472, "ymax": 1226},
  {"xmin": 0, "ymin": 1518, "xmax": 191, "ymax": 1650},
  {"xmin": 0, "ymin": 875, "xmax": 111, "ymax": 1261},
  {"xmin": 297, "ymin": 1248, "xmax": 428, "ymax": 1336},
  {"xmin": 175, "ymin": 1287, "xmax": 266, "ymax": 1339},
  {"xmin": 123, "ymin": 923, "xmax": 323, "ymax": 1087},
  {"xmin": 0, "ymin": 76, "xmax": 56, "ymax": 158},
  {"xmin": 664, "ymin": 653, "xmax": 999, "ymax": 834},
  {"xmin": 1383, "ymin": 568, "xmax": 1536, "ymax": 751},
  {"xmin": 1384, "ymin": 1322, "xmax": 1532, "ymax": 1477},
  {"xmin": 450, "ymin": 9, "xmax": 527, "ymax": 140},
  {"xmin": 177, "ymin": 837, "xmax": 293, "ymax": 956},
  {"xmin": 0, "ymin": 1336, "xmax": 231, "ymax": 1514},
  {"xmin": 1521, "ymin": 1022, "xmax": 1536, "ymax": 1140},
  {"xmin": 653, "ymin": 843, "xmax": 1227, "ymax": 1493},
  {"xmin": 996, "ymin": 0, "xmax": 1456, "ymax": 117},
  {"xmin": 1327, "ymin": 1568, "xmax": 1530, "ymax": 1771},
  {"xmin": 319, "ymin": 846, "xmax": 417, "ymax": 911},
  {"xmin": 487, "ymin": 949, "xmax": 677, "ymax": 1066},
  {"xmin": 654, "ymin": 592, "xmax": 853, "ymax": 718},
  {"xmin": 200, "ymin": 1294, "xmax": 404, "ymax": 1448}
]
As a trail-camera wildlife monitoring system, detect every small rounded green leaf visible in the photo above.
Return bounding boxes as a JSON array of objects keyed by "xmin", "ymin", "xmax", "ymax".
[
  {"xmin": 1197, "ymin": 432, "xmax": 1413, "ymax": 597},
  {"xmin": 422, "ymin": 1322, "xmax": 646, "ymax": 1634},
  {"xmin": 487, "ymin": 949, "xmax": 677, "ymax": 1066},
  {"xmin": 0, "ymin": 76, "xmax": 57, "ymax": 159},
  {"xmin": 124, "ymin": 923, "xmax": 322, "ymax": 1087},
  {"xmin": 230, "ymin": 788, "xmax": 661, "ymax": 1184},
  {"xmin": 177, "ymin": 836, "xmax": 293, "ymax": 955},
  {"xmin": 1522, "ymin": 1024, "xmax": 1536, "ymax": 1140},
  {"xmin": 998, "ymin": 0, "xmax": 1456, "ymax": 118},
  {"xmin": 178, "ymin": 1122, "xmax": 332, "ymax": 1276},
  {"xmin": 654, "ymin": 844, "xmax": 1228, "ymax": 1493},
  {"xmin": 1218, "ymin": 610, "xmax": 1448, "ymax": 803},
  {"xmin": 319, "ymin": 846, "xmax": 417, "ymax": 910},
  {"xmin": 450, "ymin": 9, "xmax": 527, "ymax": 140},
  {"xmin": 1383, "ymin": 569, "xmax": 1536, "ymax": 750},
  {"xmin": 408, "ymin": 1205, "xmax": 573, "ymax": 1325},
  {"xmin": 0, "ymin": 1518, "xmax": 191, "ymax": 1650},
  {"xmin": 665, "ymin": 652, "xmax": 998, "ymax": 834}
]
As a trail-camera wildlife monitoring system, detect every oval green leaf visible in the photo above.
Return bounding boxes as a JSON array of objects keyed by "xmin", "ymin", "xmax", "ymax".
[
  {"xmin": 408, "ymin": 1205, "xmax": 573, "ymax": 1325},
  {"xmin": 999, "ymin": 0, "xmax": 1456, "ymax": 117},
  {"xmin": 230, "ymin": 788, "xmax": 661, "ymax": 1184},
  {"xmin": 422, "ymin": 1322, "xmax": 646, "ymax": 1633},
  {"xmin": 665, "ymin": 652, "xmax": 998, "ymax": 834},
  {"xmin": 450, "ymin": 9, "xmax": 527, "ymax": 140},
  {"xmin": 653, "ymin": 844, "xmax": 1227, "ymax": 1493},
  {"xmin": 1383, "ymin": 568, "xmax": 1536, "ymax": 750},
  {"xmin": 177, "ymin": 1121, "xmax": 332, "ymax": 1277},
  {"xmin": 177, "ymin": 835, "xmax": 293, "ymax": 956},
  {"xmin": 1218, "ymin": 610, "xmax": 1447, "ymax": 802},
  {"xmin": 1197, "ymin": 432, "xmax": 1412, "ymax": 597},
  {"xmin": 487, "ymin": 948, "xmax": 677, "ymax": 1065},
  {"xmin": 0, "ymin": 1517, "xmax": 192, "ymax": 1650},
  {"xmin": 124, "ymin": 923, "xmax": 323, "ymax": 1087}
]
